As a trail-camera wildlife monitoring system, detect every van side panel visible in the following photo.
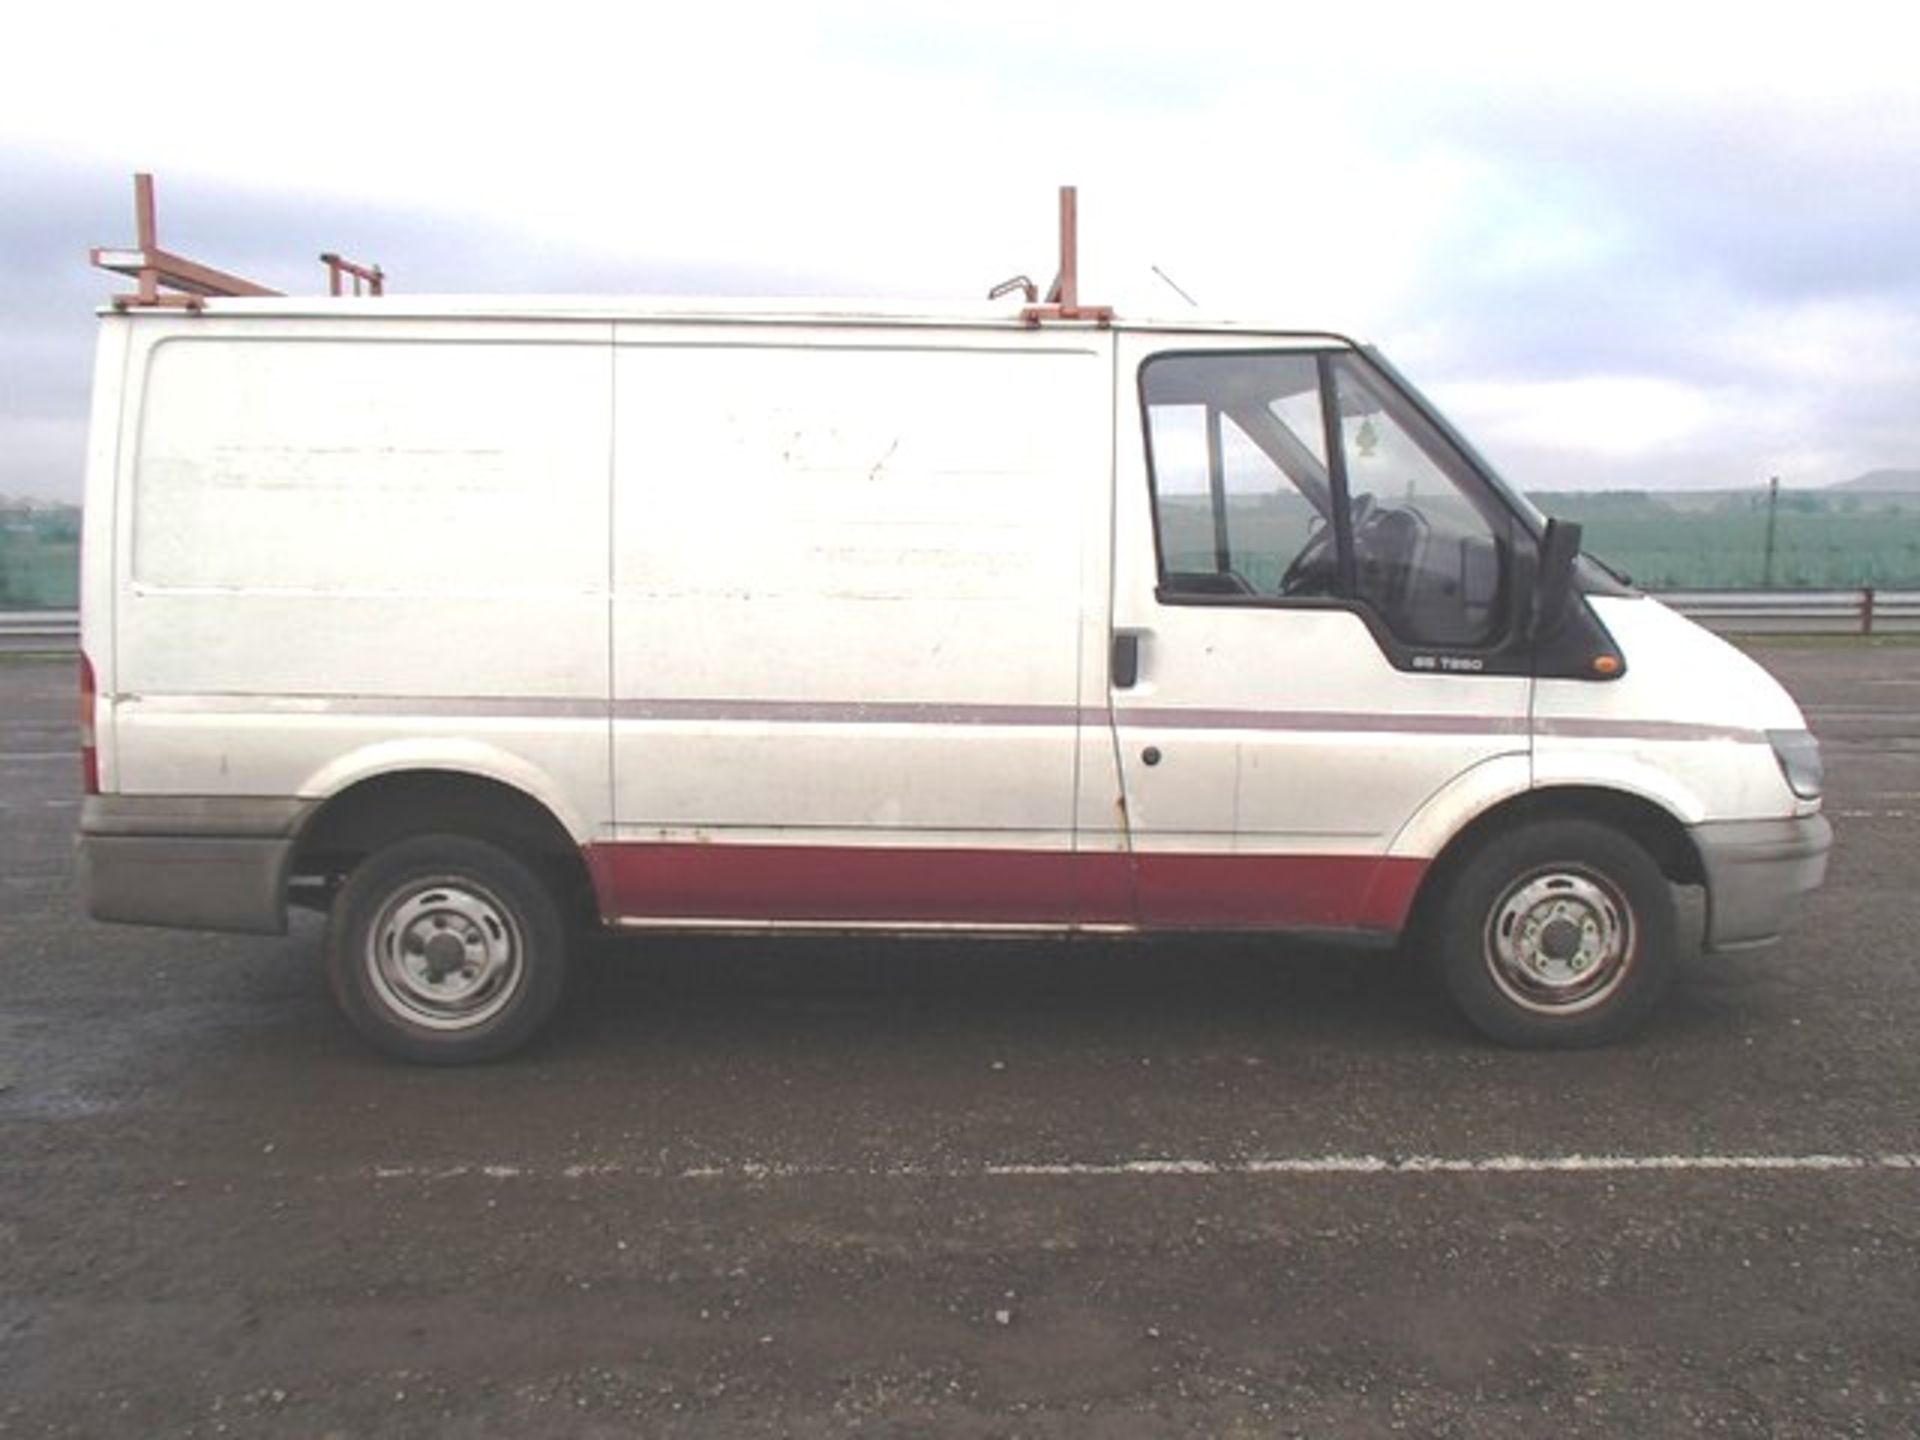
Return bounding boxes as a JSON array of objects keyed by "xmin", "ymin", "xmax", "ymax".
[
  {"xmin": 606, "ymin": 330, "xmax": 1108, "ymax": 922},
  {"xmin": 109, "ymin": 321, "xmax": 613, "ymax": 842}
]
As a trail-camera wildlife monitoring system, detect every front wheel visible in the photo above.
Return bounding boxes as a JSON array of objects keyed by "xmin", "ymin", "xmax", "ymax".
[
  {"xmin": 1433, "ymin": 819, "xmax": 1677, "ymax": 1048},
  {"xmin": 326, "ymin": 833, "xmax": 570, "ymax": 1064}
]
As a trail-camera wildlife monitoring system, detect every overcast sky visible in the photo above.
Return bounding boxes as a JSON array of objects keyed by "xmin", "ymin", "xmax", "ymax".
[{"xmin": 3, "ymin": 0, "xmax": 1916, "ymax": 502}]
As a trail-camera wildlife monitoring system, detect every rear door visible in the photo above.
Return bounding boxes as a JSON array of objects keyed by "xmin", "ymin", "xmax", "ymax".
[{"xmin": 1103, "ymin": 333, "xmax": 1533, "ymax": 933}]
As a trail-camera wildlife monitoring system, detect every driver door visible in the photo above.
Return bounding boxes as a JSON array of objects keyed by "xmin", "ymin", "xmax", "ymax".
[{"xmin": 1102, "ymin": 334, "xmax": 1532, "ymax": 932}]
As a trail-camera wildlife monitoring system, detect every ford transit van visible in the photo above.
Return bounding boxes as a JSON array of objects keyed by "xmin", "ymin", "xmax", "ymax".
[{"xmin": 76, "ymin": 295, "xmax": 1831, "ymax": 1061}]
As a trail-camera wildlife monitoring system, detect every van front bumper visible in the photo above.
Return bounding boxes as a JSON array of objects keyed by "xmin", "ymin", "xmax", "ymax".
[
  {"xmin": 79, "ymin": 796, "xmax": 314, "ymax": 935},
  {"xmin": 1692, "ymin": 813, "xmax": 1833, "ymax": 954}
]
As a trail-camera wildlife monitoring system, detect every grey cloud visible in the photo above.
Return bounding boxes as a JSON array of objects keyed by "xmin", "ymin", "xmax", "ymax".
[
  {"xmin": 1392, "ymin": 92, "xmax": 1920, "ymax": 317},
  {"xmin": 1395, "ymin": 270, "xmax": 1743, "ymax": 383},
  {"xmin": 1348, "ymin": 92, "xmax": 1920, "ymax": 488},
  {"xmin": 1516, "ymin": 108, "xmax": 1920, "ymax": 304}
]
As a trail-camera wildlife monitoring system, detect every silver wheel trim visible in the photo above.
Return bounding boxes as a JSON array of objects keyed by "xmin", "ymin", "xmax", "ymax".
[
  {"xmin": 364, "ymin": 875, "xmax": 526, "ymax": 1032},
  {"xmin": 1483, "ymin": 867, "xmax": 1635, "ymax": 1016}
]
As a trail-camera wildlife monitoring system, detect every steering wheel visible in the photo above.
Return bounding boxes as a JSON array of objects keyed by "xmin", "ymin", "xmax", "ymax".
[{"xmin": 1280, "ymin": 494, "xmax": 1373, "ymax": 595}]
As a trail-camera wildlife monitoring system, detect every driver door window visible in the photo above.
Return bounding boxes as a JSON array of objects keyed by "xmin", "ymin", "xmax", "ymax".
[{"xmin": 1141, "ymin": 350, "xmax": 1511, "ymax": 652}]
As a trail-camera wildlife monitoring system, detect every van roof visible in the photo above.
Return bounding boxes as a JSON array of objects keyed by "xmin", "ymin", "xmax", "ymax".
[{"xmin": 99, "ymin": 292, "xmax": 1359, "ymax": 343}]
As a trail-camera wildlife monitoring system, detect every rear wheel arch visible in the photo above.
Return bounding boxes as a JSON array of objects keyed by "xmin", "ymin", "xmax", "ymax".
[{"xmin": 290, "ymin": 768, "xmax": 600, "ymax": 924}]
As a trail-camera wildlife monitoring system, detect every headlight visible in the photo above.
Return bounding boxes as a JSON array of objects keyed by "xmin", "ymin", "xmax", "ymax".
[{"xmin": 1767, "ymin": 729, "xmax": 1824, "ymax": 800}]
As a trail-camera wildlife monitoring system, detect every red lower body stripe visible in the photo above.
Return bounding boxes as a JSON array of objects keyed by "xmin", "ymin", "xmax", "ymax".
[
  {"xmin": 586, "ymin": 843, "xmax": 1426, "ymax": 933},
  {"xmin": 1132, "ymin": 852, "xmax": 1426, "ymax": 931}
]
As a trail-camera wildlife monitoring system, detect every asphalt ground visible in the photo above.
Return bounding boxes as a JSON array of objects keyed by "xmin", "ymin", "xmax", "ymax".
[{"xmin": 2, "ymin": 642, "xmax": 1917, "ymax": 1438}]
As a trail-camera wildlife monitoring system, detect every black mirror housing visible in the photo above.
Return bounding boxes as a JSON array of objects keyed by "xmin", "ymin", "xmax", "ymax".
[{"xmin": 1529, "ymin": 518, "xmax": 1583, "ymax": 642}]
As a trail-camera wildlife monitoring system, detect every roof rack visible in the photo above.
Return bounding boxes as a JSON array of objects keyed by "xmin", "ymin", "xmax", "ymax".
[
  {"xmin": 990, "ymin": 186, "xmax": 1113, "ymax": 328},
  {"xmin": 90, "ymin": 173, "xmax": 386, "ymax": 310},
  {"xmin": 320, "ymin": 251, "xmax": 385, "ymax": 297}
]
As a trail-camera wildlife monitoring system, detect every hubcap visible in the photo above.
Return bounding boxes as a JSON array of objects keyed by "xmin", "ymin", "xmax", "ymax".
[
  {"xmin": 365, "ymin": 878, "xmax": 524, "ymax": 1031},
  {"xmin": 1484, "ymin": 869, "xmax": 1633, "ymax": 1015}
]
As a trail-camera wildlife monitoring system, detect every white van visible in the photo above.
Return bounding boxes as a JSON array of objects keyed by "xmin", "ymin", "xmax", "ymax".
[{"xmin": 76, "ymin": 295, "xmax": 1831, "ymax": 1061}]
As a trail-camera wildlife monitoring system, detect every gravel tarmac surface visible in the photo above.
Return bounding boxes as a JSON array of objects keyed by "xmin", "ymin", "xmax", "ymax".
[{"xmin": 2, "ymin": 642, "xmax": 1917, "ymax": 1437}]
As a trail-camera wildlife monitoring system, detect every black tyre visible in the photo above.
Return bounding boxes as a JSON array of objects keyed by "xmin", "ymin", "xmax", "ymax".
[
  {"xmin": 326, "ymin": 833, "xmax": 569, "ymax": 1064},
  {"xmin": 1433, "ymin": 819, "xmax": 1677, "ymax": 1048}
]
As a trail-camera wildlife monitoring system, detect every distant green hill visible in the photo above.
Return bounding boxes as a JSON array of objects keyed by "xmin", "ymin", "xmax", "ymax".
[{"xmin": 1829, "ymin": 468, "xmax": 1920, "ymax": 494}]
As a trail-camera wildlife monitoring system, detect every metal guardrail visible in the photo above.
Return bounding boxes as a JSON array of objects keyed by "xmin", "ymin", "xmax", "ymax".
[
  {"xmin": 4, "ymin": 592, "xmax": 1917, "ymax": 656},
  {"xmin": 1661, "ymin": 588, "xmax": 1920, "ymax": 635},
  {"xmin": 0, "ymin": 609, "xmax": 79, "ymax": 652}
]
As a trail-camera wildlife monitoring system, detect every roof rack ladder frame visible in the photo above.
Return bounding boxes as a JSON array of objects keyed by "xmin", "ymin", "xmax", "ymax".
[
  {"xmin": 90, "ymin": 173, "xmax": 284, "ymax": 311},
  {"xmin": 91, "ymin": 173, "xmax": 387, "ymax": 309}
]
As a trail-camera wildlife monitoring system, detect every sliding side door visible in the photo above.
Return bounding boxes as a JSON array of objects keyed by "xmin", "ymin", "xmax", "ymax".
[{"xmin": 603, "ymin": 326, "xmax": 1114, "ymax": 926}]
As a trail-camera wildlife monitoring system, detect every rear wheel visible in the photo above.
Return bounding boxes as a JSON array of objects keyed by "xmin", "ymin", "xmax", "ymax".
[
  {"xmin": 1434, "ymin": 819, "xmax": 1677, "ymax": 1047},
  {"xmin": 326, "ymin": 833, "xmax": 569, "ymax": 1064}
]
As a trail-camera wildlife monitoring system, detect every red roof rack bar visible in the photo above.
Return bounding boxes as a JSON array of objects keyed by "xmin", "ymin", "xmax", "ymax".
[
  {"xmin": 1020, "ymin": 186, "xmax": 1113, "ymax": 328},
  {"xmin": 321, "ymin": 252, "xmax": 385, "ymax": 297},
  {"xmin": 91, "ymin": 173, "xmax": 386, "ymax": 310},
  {"xmin": 90, "ymin": 173, "xmax": 280, "ymax": 310}
]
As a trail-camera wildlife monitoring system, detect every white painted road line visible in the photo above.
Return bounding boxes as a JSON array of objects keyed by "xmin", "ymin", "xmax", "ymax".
[
  {"xmin": 366, "ymin": 1153, "xmax": 1920, "ymax": 1183},
  {"xmin": 1835, "ymin": 810, "xmax": 1913, "ymax": 819},
  {"xmin": 988, "ymin": 1154, "xmax": 1920, "ymax": 1176}
]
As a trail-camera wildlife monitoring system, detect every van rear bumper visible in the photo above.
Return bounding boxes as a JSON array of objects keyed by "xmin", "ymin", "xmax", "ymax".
[
  {"xmin": 79, "ymin": 796, "xmax": 314, "ymax": 935},
  {"xmin": 1692, "ymin": 813, "xmax": 1833, "ymax": 954}
]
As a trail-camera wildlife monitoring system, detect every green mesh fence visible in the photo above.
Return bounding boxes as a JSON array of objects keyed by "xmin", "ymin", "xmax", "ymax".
[
  {"xmin": 1533, "ymin": 491, "xmax": 1920, "ymax": 589},
  {"xmin": 0, "ymin": 507, "xmax": 80, "ymax": 609}
]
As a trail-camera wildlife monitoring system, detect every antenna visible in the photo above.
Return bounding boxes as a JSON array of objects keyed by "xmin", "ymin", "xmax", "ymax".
[{"xmin": 1150, "ymin": 264, "xmax": 1199, "ymax": 309}]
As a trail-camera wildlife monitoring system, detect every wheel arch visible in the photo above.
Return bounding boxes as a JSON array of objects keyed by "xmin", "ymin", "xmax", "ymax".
[
  {"xmin": 290, "ymin": 766, "xmax": 601, "ymax": 923},
  {"xmin": 1407, "ymin": 784, "xmax": 1706, "ymax": 940}
]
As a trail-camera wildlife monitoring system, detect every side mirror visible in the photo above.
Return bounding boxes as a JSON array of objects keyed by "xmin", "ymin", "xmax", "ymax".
[{"xmin": 1529, "ymin": 518, "xmax": 1583, "ymax": 642}]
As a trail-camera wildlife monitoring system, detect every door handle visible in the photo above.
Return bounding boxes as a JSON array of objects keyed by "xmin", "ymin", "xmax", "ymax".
[{"xmin": 1111, "ymin": 632, "xmax": 1140, "ymax": 690}]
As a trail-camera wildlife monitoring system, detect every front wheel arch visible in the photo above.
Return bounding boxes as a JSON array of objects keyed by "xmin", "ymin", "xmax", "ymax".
[{"xmin": 1407, "ymin": 785, "xmax": 1704, "ymax": 943}]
